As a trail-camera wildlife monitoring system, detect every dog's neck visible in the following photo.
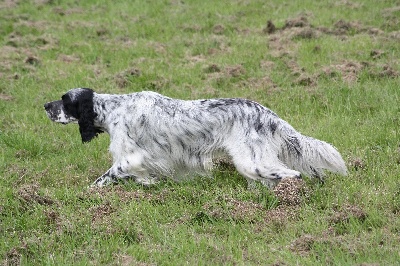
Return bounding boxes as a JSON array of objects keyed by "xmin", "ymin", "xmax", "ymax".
[{"xmin": 92, "ymin": 93, "xmax": 129, "ymax": 133}]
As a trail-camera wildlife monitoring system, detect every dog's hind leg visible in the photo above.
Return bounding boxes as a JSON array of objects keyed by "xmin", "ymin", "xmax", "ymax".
[{"xmin": 230, "ymin": 153, "xmax": 301, "ymax": 188}]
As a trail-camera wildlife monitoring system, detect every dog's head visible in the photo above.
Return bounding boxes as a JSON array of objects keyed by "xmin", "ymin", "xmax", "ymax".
[{"xmin": 44, "ymin": 88, "xmax": 103, "ymax": 143}]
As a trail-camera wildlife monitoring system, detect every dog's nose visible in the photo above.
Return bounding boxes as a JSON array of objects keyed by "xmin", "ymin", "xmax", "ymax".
[{"xmin": 44, "ymin": 102, "xmax": 50, "ymax": 110}]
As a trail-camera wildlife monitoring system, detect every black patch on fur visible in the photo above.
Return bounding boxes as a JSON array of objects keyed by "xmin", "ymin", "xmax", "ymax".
[
  {"xmin": 268, "ymin": 121, "xmax": 278, "ymax": 135},
  {"xmin": 255, "ymin": 168, "xmax": 263, "ymax": 178},
  {"xmin": 207, "ymin": 98, "xmax": 242, "ymax": 109},
  {"xmin": 254, "ymin": 111, "xmax": 264, "ymax": 133},
  {"xmin": 310, "ymin": 166, "xmax": 321, "ymax": 179},
  {"xmin": 139, "ymin": 115, "xmax": 148, "ymax": 127},
  {"xmin": 286, "ymin": 136, "xmax": 302, "ymax": 156},
  {"xmin": 73, "ymin": 88, "xmax": 103, "ymax": 143}
]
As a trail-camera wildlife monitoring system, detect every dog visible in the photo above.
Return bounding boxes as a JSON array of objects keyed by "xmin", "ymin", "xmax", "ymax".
[{"xmin": 44, "ymin": 88, "xmax": 347, "ymax": 188}]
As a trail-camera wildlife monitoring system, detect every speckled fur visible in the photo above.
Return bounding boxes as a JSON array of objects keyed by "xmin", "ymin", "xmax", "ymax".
[{"xmin": 44, "ymin": 88, "xmax": 347, "ymax": 188}]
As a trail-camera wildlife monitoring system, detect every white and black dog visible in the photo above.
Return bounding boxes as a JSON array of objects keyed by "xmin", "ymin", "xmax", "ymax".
[{"xmin": 44, "ymin": 88, "xmax": 347, "ymax": 188}]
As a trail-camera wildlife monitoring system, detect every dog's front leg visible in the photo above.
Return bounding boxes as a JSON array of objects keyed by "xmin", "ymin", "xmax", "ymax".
[
  {"xmin": 91, "ymin": 168, "xmax": 118, "ymax": 187},
  {"xmin": 91, "ymin": 159, "xmax": 131, "ymax": 187},
  {"xmin": 90, "ymin": 155, "xmax": 157, "ymax": 187}
]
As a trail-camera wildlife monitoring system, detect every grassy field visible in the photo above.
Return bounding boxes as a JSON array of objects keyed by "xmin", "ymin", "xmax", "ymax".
[{"xmin": 1, "ymin": 0, "xmax": 400, "ymax": 265}]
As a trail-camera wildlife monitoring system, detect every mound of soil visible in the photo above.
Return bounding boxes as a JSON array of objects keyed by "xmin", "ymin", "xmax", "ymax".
[
  {"xmin": 273, "ymin": 178, "xmax": 308, "ymax": 206},
  {"xmin": 328, "ymin": 204, "xmax": 367, "ymax": 225}
]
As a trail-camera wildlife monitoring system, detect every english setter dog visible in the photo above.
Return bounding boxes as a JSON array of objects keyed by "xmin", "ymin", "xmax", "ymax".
[{"xmin": 44, "ymin": 88, "xmax": 347, "ymax": 188}]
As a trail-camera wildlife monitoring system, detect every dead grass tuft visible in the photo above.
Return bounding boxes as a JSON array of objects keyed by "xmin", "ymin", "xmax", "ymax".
[
  {"xmin": 25, "ymin": 56, "xmax": 40, "ymax": 66},
  {"xmin": 115, "ymin": 68, "xmax": 141, "ymax": 88},
  {"xmin": 202, "ymin": 196, "xmax": 264, "ymax": 222},
  {"xmin": 263, "ymin": 20, "xmax": 276, "ymax": 34},
  {"xmin": 17, "ymin": 183, "xmax": 55, "ymax": 206},
  {"xmin": 321, "ymin": 61, "xmax": 365, "ymax": 83},
  {"xmin": 5, "ymin": 247, "xmax": 22, "ymax": 266},
  {"xmin": 289, "ymin": 234, "xmax": 315, "ymax": 255},
  {"xmin": 284, "ymin": 16, "xmax": 310, "ymax": 29},
  {"xmin": 350, "ymin": 157, "xmax": 366, "ymax": 170},
  {"xmin": 204, "ymin": 64, "xmax": 221, "ymax": 73},
  {"xmin": 84, "ymin": 186, "xmax": 154, "ymax": 204},
  {"xmin": 0, "ymin": 93, "xmax": 14, "ymax": 101},
  {"xmin": 370, "ymin": 50, "xmax": 385, "ymax": 60},
  {"xmin": 213, "ymin": 24, "xmax": 226, "ymax": 35},
  {"xmin": 225, "ymin": 64, "xmax": 246, "ymax": 77},
  {"xmin": 89, "ymin": 202, "xmax": 115, "ymax": 223},
  {"xmin": 57, "ymin": 54, "xmax": 80, "ymax": 63},
  {"xmin": 329, "ymin": 204, "xmax": 367, "ymax": 225},
  {"xmin": 264, "ymin": 205, "xmax": 299, "ymax": 225}
]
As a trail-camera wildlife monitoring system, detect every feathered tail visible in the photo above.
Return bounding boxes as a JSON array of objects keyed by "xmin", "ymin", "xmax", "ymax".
[{"xmin": 277, "ymin": 125, "xmax": 347, "ymax": 178}]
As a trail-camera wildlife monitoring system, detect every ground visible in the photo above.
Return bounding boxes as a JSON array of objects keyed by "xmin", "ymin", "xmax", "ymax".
[{"xmin": 1, "ymin": 0, "xmax": 400, "ymax": 265}]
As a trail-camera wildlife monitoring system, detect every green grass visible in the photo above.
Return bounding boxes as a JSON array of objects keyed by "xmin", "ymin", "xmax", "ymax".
[{"xmin": 1, "ymin": 0, "xmax": 400, "ymax": 265}]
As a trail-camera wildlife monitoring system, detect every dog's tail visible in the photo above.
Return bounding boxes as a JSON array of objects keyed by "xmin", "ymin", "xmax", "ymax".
[{"xmin": 277, "ymin": 123, "xmax": 347, "ymax": 178}]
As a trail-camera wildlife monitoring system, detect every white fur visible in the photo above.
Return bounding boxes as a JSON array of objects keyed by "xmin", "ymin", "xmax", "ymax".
[{"xmin": 44, "ymin": 88, "xmax": 347, "ymax": 188}]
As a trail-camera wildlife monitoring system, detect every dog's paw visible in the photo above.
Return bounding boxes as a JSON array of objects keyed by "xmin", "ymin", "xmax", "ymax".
[
  {"xmin": 271, "ymin": 169, "xmax": 302, "ymax": 180},
  {"xmin": 91, "ymin": 175, "xmax": 117, "ymax": 187},
  {"xmin": 134, "ymin": 176, "xmax": 159, "ymax": 186}
]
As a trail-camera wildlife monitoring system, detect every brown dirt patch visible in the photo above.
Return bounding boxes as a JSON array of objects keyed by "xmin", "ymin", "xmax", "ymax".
[
  {"xmin": 0, "ymin": 46, "xmax": 22, "ymax": 73},
  {"xmin": 349, "ymin": 157, "xmax": 366, "ymax": 170},
  {"xmin": 260, "ymin": 60, "xmax": 275, "ymax": 71},
  {"xmin": 52, "ymin": 6, "xmax": 84, "ymax": 16},
  {"xmin": 284, "ymin": 59, "xmax": 305, "ymax": 76},
  {"xmin": 243, "ymin": 76, "xmax": 278, "ymax": 92},
  {"xmin": 317, "ymin": 19, "xmax": 384, "ymax": 37},
  {"xmin": 328, "ymin": 204, "xmax": 367, "ymax": 225},
  {"xmin": 114, "ymin": 254, "xmax": 155, "ymax": 266},
  {"xmin": 320, "ymin": 60, "xmax": 365, "ymax": 83},
  {"xmin": 202, "ymin": 197, "xmax": 264, "ymax": 222},
  {"xmin": 43, "ymin": 209, "xmax": 63, "ymax": 231},
  {"xmin": 227, "ymin": 198, "xmax": 264, "ymax": 221},
  {"xmin": 115, "ymin": 67, "xmax": 141, "ymax": 88},
  {"xmin": 0, "ymin": 0, "xmax": 18, "ymax": 9},
  {"xmin": 57, "ymin": 54, "xmax": 80, "ymax": 63},
  {"xmin": 334, "ymin": 0, "xmax": 363, "ymax": 9},
  {"xmin": 83, "ymin": 186, "xmax": 154, "ymax": 203},
  {"xmin": 225, "ymin": 64, "xmax": 246, "ymax": 77},
  {"xmin": 318, "ymin": 61, "xmax": 398, "ymax": 82},
  {"xmin": 205, "ymin": 64, "xmax": 246, "ymax": 83},
  {"xmin": 17, "ymin": 183, "xmax": 55, "ymax": 206},
  {"xmin": 264, "ymin": 205, "xmax": 299, "ymax": 225},
  {"xmin": 369, "ymin": 64, "xmax": 399, "ymax": 79},
  {"xmin": 89, "ymin": 202, "xmax": 115, "ymax": 223},
  {"xmin": 263, "ymin": 20, "xmax": 276, "ymax": 34},
  {"xmin": 370, "ymin": 49, "xmax": 385, "ymax": 60},
  {"xmin": 25, "ymin": 56, "xmax": 40, "ymax": 66},
  {"xmin": 294, "ymin": 74, "xmax": 317, "ymax": 87},
  {"xmin": 204, "ymin": 64, "xmax": 221, "ymax": 73},
  {"xmin": 267, "ymin": 33, "xmax": 299, "ymax": 58},
  {"xmin": 0, "ymin": 93, "xmax": 14, "ymax": 101},
  {"xmin": 292, "ymin": 27, "xmax": 318, "ymax": 39},
  {"xmin": 283, "ymin": 16, "xmax": 310, "ymax": 29},
  {"xmin": 289, "ymin": 234, "xmax": 316, "ymax": 255},
  {"xmin": 273, "ymin": 178, "xmax": 309, "ymax": 206},
  {"xmin": 213, "ymin": 24, "xmax": 226, "ymax": 35},
  {"xmin": 4, "ymin": 247, "xmax": 22, "ymax": 266}
]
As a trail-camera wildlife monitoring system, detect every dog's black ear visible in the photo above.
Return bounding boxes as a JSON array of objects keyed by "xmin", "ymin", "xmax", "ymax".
[{"xmin": 77, "ymin": 88, "xmax": 102, "ymax": 143}]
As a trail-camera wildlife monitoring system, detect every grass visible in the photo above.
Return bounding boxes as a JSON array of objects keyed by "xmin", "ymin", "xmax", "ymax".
[{"xmin": 1, "ymin": 0, "xmax": 400, "ymax": 265}]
